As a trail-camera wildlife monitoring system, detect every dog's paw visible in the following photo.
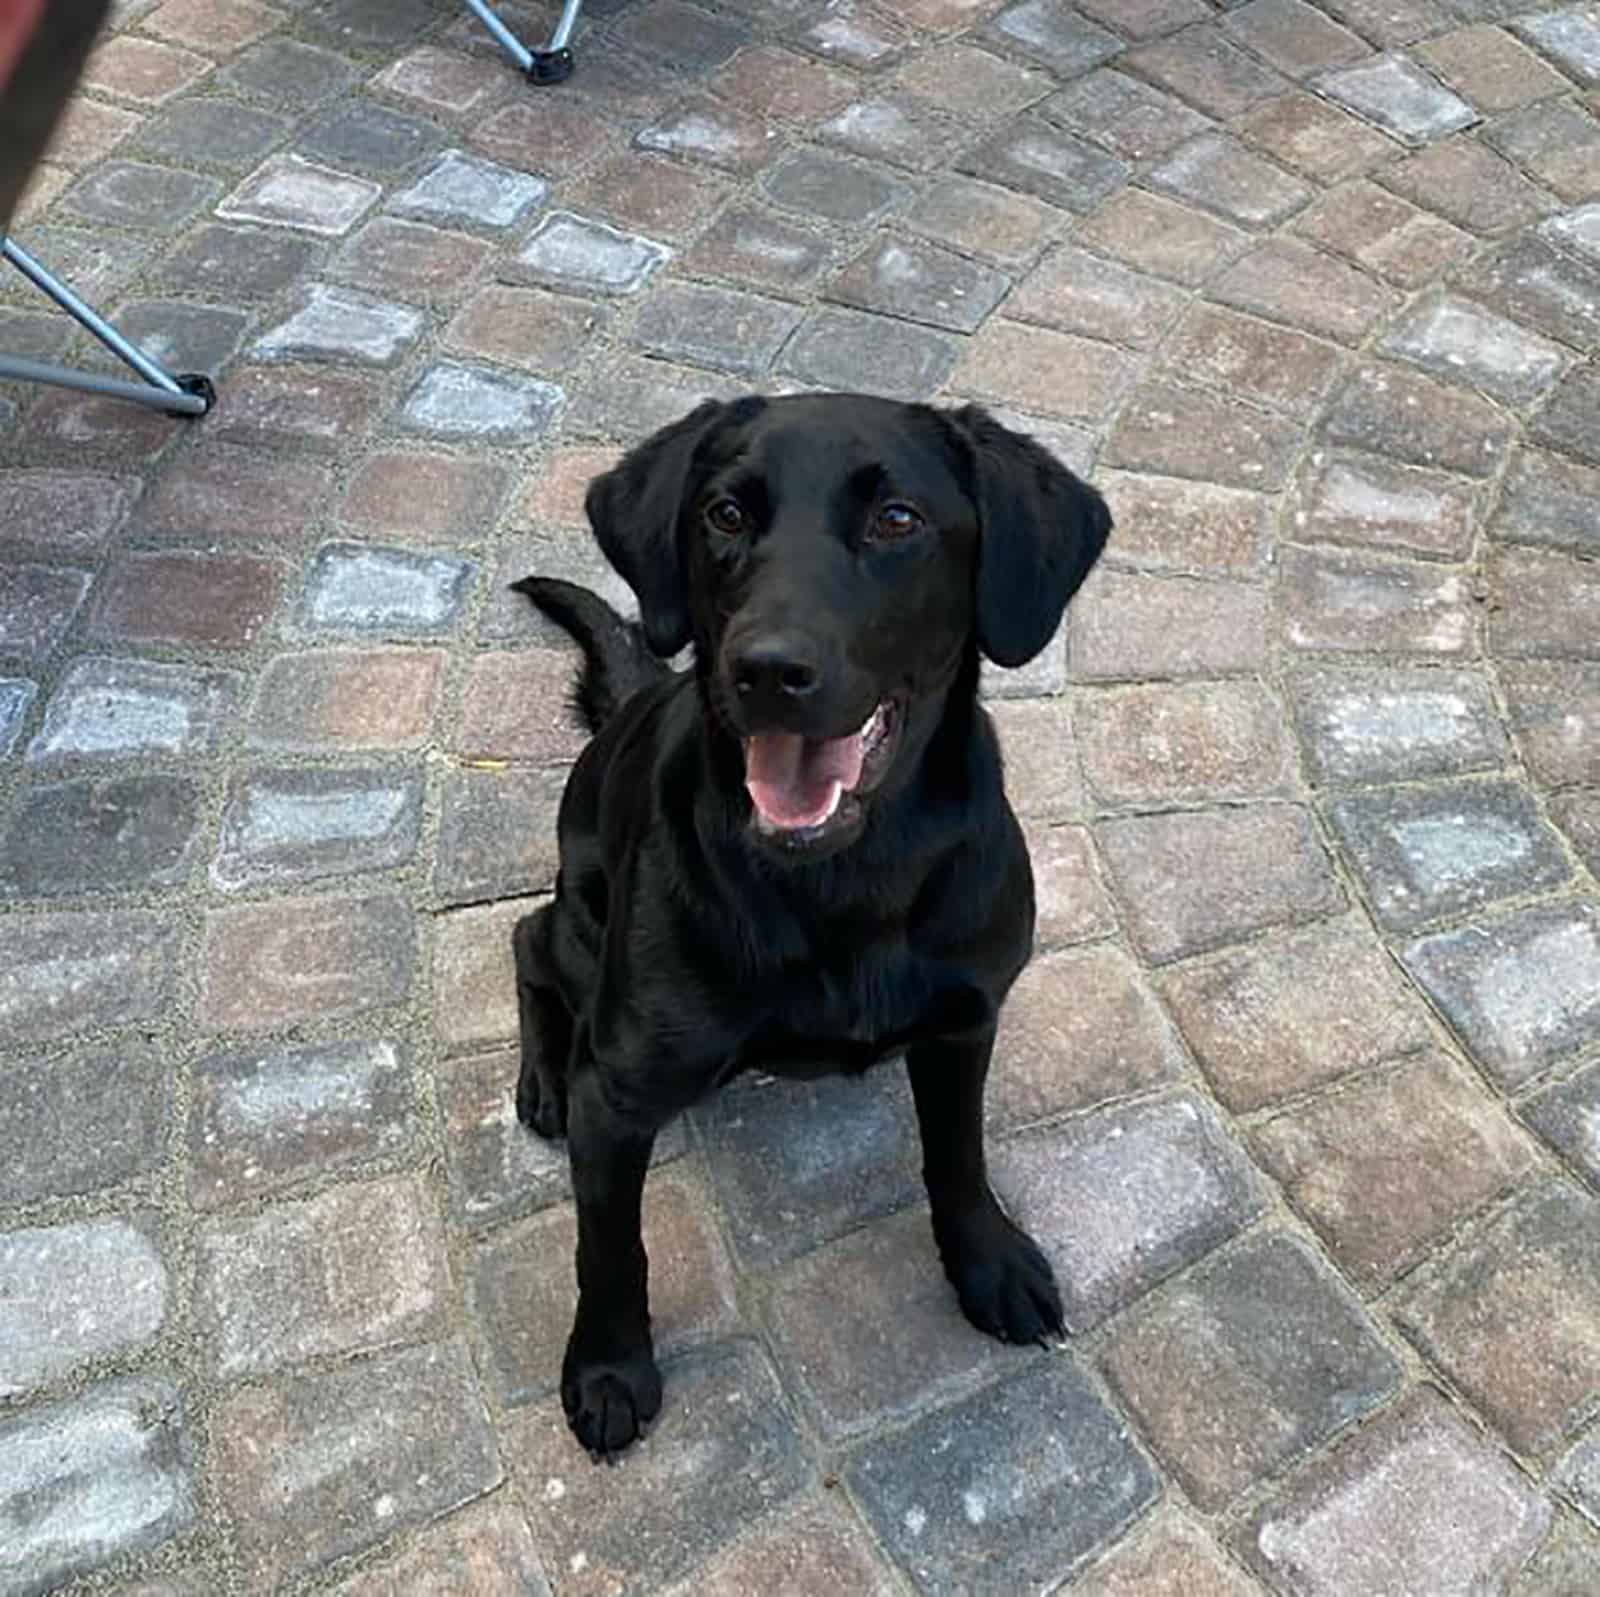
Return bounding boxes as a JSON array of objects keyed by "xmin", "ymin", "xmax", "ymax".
[
  {"xmin": 938, "ymin": 1209, "xmax": 1066, "ymax": 1346},
  {"xmin": 515, "ymin": 1068, "xmax": 566, "ymax": 1139},
  {"xmin": 561, "ymin": 1345, "xmax": 662, "ymax": 1460}
]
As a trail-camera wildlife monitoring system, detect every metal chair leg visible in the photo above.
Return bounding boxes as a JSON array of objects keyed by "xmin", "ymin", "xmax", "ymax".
[
  {"xmin": 1, "ymin": 235, "xmax": 213, "ymax": 417},
  {"xmin": 463, "ymin": 0, "xmax": 583, "ymax": 84}
]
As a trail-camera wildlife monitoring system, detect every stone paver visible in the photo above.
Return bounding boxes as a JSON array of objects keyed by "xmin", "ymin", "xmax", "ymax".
[{"xmin": 5, "ymin": 6, "xmax": 1598, "ymax": 1591}]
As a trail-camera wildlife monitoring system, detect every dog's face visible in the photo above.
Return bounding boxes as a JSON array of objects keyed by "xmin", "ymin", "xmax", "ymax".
[{"xmin": 586, "ymin": 394, "xmax": 1110, "ymax": 857}]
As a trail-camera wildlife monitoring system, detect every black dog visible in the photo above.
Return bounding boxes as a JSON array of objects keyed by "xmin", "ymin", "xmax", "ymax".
[{"xmin": 510, "ymin": 393, "xmax": 1110, "ymax": 1458}]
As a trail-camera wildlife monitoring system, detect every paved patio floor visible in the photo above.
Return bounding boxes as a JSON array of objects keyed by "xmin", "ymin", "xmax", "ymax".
[{"xmin": 3, "ymin": 0, "xmax": 1600, "ymax": 1592}]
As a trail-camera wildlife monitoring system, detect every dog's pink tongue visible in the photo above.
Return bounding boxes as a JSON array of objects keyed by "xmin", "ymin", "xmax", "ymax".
[{"xmin": 745, "ymin": 731, "xmax": 865, "ymax": 828}]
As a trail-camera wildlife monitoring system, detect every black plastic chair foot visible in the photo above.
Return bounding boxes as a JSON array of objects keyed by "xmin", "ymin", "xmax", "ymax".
[
  {"xmin": 176, "ymin": 372, "xmax": 216, "ymax": 415},
  {"xmin": 526, "ymin": 47, "xmax": 574, "ymax": 83}
]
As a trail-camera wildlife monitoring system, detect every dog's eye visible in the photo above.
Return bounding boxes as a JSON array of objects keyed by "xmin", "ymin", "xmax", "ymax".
[
  {"xmin": 874, "ymin": 503, "xmax": 924, "ymax": 539},
  {"xmin": 705, "ymin": 498, "xmax": 746, "ymax": 536}
]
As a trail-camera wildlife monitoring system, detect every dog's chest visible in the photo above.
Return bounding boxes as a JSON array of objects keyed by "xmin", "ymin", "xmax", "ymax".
[{"xmin": 741, "ymin": 945, "xmax": 985, "ymax": 1079}]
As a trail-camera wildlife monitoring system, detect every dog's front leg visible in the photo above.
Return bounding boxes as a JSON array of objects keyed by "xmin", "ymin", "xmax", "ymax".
[
  {"xmin": 561, "ymin": 1058, "xmax": 662, "ymax": 1459},
  {"xmin": 906, "ymin": 1030, "xmax": 1065, "ymax": 1345}
]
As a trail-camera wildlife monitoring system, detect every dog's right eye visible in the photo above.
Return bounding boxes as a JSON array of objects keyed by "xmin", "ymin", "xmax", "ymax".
[{"xmin": 705, "ymin": 499, "xmax": 746, "ymax": 536}]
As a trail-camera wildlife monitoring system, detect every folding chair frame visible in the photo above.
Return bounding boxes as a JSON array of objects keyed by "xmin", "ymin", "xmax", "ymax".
[
  {"xmin": 0, "ymin": 234, "xmax": 213, "ymax": 417},
  {"xmin": 464, "ymin": 0, "xmax": 584, "ymax": 84}
]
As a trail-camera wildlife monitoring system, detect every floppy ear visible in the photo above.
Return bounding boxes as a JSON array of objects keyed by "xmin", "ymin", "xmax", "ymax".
[
  {"xmin": 584, "ymin": 398, "xmax": 725, "ymax": 657},
  {"xmin": 947, "ymin": 404, "xmax": 1112, "ymax": 668}
]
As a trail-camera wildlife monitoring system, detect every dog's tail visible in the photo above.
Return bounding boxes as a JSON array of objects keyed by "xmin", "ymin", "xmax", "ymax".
[{"xmin": 510, "ymin": 576, "xmax": 669, "ymax": 733}]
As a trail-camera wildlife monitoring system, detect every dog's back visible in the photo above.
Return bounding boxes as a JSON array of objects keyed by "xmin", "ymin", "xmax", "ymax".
[{"xmin": 511, "ymin": 576, "xmax": 668, "ymax": 734}]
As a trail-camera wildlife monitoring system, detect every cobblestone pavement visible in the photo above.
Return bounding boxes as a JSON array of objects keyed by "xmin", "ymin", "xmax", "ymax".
[{"xmin": 3, "ymin": 0, "xmax": 1600, "ymax": 1592}]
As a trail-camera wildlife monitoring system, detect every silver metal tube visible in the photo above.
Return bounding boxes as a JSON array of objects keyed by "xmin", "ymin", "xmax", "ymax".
[{"xmin": 0, "ymin": 353, "xmax": 210, "ymax": 415}]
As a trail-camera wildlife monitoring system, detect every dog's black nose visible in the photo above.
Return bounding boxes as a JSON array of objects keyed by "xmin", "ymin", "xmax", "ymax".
[{"xmin": 731, "ymin": 634, "xmax": 821, "ymax": 701}]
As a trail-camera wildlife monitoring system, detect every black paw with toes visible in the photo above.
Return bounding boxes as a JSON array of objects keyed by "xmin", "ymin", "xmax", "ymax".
[
  {"xmin": 561, "ymin": 1341, "xmax": 663, "ymax": 1460},
  {"xmin": 936, "ymin": 1206, "xmax": 1065, "ymax": 1346}
]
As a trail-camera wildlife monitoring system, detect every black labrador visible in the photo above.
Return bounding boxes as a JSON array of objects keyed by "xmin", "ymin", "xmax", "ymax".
[{"xmin": 510, "ymin": 392, "xmax": 1110, "ymax": 1458}]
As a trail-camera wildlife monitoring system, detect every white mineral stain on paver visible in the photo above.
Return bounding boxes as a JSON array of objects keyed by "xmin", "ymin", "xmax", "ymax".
[
  {"xmin": 1472, "ymin": 920, "xmax": 1600, "ymax": 1051},
  {"xmin": 1327, "ymin": 691, "xmax": 1475, "ymax": 755},
  {"xmin": 903, "ymin": 1506, "xmax": 927, "ymax": 1537},
  {"xmin": 211, "ymin": 1047, "xmax": 394, "ymax": 1134},
  {"xmin": 1316, "ymin": 464, "xmax": 1452, "ymax": 527},
  {"xmin": 1392, "ymin": 815, "xmax": 1532, "ymax": 895},
  {"xmin": 242, "ymin": 784, "xmax": 410, "ymax": 849}
]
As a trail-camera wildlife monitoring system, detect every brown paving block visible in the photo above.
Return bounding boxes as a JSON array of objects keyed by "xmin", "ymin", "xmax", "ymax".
[
  {"xmin": 955, "ymin": 322, "xmax": 1133, "ymax": 424},
  {"xmin": 133, "ymin": 441, "xmax": 333, "ymax": 544},
  {"xmin": 1073, "ymin": 1503, "xmax": 1261, "ymax": 1596},
  {"xmin": 1490, "ymin": 545, "xmax": 1600, "ymax": 661},
  {"xmin": 1238, "ymin": 90, "xmax": 1397, "ymax": 181},
  {"xmin": 1395, "ymin": 1180, "xmax": 1600, "ymax": 1456},
  {"xmin": 1098, "ymin": 804, "xmax": 1344, "ymax": 965},
  {"xmin": 895, "ymin": 42, "xmax": 1051, "ymax": 119},
  {"xmin": 1224, "ymin": 0, "xmax": 1369, "ymax": 77},
  {"xmin": 330, "ymin": 1498, "xmax": 549, "ymax": 1597},
  {"xmin": 992, "ymin": 942, "xmax": 1186, "ymax": 1128},
  {"xmin": 432, "ymin": 897, "xmax": 532, "ymax": 1051},
  {"xmin": 456, "ymin": 649, "xmax": 586, "ymax": 764},
  {"xmin": 1068, "ymin": 569, "xmax": 1271, "ymax": 682},
  {"xmin": 1024, "ymin": 822, "xmax": 1118, "ymax": 950},
  {"xmin": 508, "ymin": 1342, "xmax": 811, "ymax": 1594},
  {"xmin": 564, "ymin": 155, "xmax": 735, "ymax": 244},
  {"xmin": 711, "ymin": 45, "xmax": 855, "ymax": 122},
  {"xmin": 990, "ymin": 699, "xmax": 1086, "ymax": 821},
  {"xmin": 1378, "ymin": 134, "xmax": 1550, "ymax": 233},
  {"xmin": 143, "ymin": 0, "xmax": 280, "ymax": 53},
  {"xmin": 1250, "ymin": 1051, "xmax": 1537, "ymax": 1291},
  {"xmin": 761, "ymin": 1207, "xmax": 1010, "ymax": 1442},
  {"xmin": 1211, "ymin": 238, "xmax": 1397, "ymax": 346},
  {"xmin": 1072, "ymin": 189, "xmax": 1246, "ymax": 285},
  {"xmin": 1500, "ymin": 663, "xmax": 1600, "ymax": 785},
  {"xmin": 194, "ymin": 1177, "xmax": 450, "ymax": 1375},
  {"xmin": 1103, "ymin": 1232, "xmax": 1402, "ymax": 1512},
  {"xmin": 340, "ymin": 450, "xmax": 508, "ymax": 545},
  {"xmin": 83, "ymin": 36, "xmax": 211, "ymax": 103},
  {"xmin": 1102, "ymin": 382, "xmax": 1302, "ymax": 490},
  {"xmin": 248, "ymin": 648, "xmax": 446, "ymax": 750},
  {"xmin": 1099, "ymin": 472, "xmax": 1271, "ymax": 578},
  {"xmin": 1162, "ymin": 302, "xmax": 1344, "ymax": 417},
  {"xmin": 212, "ymin": 1340, "xmax": 501, "ymax": 1590},
  {"xmin": 1239, "ymin": 1388, "xmax": 1551, "ymax": 1595},
  {"xmin": 1278, "ymin": 546, "xmax": 1475, "ymax": 656},
  {"xmin": 86, "ymin": 550, "xmax": 280, "ymax": 650},
  {"xmin": 468, "ymin": 1168, "xmax": 737, "ymax": 1405},
  {"xmin": 328, "ymin": 217, "xmax": 491, "ymax": 307},
  {"xmin": 199, "ymin": 893, "xmax": 414, "ymax": 1031},
  {"xmin": 1076, "ymin": 679, "xmax": 1297, "ymax": 805},
  {"xmin": 1006, "ymin": 246, "xmax": 1186, "ymax": 349},
  {"xmin": 1125, "ymin": 26, "xmax": 1291, "ymax": 119},
  {"xmin": 1416, "ymin": 24, "xmax": 1570, "ymax": 111},
  {"xmin": 664, "ymin": 1496, "xmax": 899, "ymax": 1597}
]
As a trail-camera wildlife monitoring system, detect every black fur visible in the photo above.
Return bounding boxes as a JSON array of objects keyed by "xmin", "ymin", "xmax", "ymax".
[{"xmin": 509, "ymin": 393, "xmax": 1110, "ymax": 1457}]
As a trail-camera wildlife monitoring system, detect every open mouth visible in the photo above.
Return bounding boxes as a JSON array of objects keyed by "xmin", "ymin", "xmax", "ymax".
[{"xmin": 743, "ymin": 699, "xmax": 901, "ymax": 842}]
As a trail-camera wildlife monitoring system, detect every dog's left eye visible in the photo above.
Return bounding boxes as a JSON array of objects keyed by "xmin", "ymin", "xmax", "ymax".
[
  {"xmin": 705, "ymin": 499, "xmax": 746, "ymax": 536},
  {"xmin": 873, "ymin": 503, "xmax": 925, "ymax": 539}
]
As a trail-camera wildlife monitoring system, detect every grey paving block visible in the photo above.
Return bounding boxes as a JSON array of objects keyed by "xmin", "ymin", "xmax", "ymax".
[
  {"xmin": 986, "ymin": 0, "xmax": 1122, "ymax": 76},
  {"xmin": 1514, "ymin": 10, "xmax": 1600, "ymax": 86},
  {"xmin": 116, "ymin": 299, "xmax": 251, "ymax": 374},
  {"xmin": 1288, "ymin": 665, "xmax": 1510, "ymax": 786},
  {"xmin": 253, "ymin": 284, "xmax": 423, "ymax": 366},
  {"xmin": 1403, "ymin": 899, "xmax": 1600, "ymax": 1087},
  {"xmin": 400, "ymin": 361, "xmax": 564, "ymax": 441},
  {"xmin": 1316, "ymin": 53, "xmax": 1477, "ymax": 143},
  {"xmin": 27, "ymin": 656, "xmax": 242, "ymax": 762},
  {"xmin": 0, "ymin": 1218, "xmax": 167, "ymax": 1396},
  {"xmin": 434, "ymin": 765, "xmax": 565, "ymax": 904},
  {"xmin": 131, "ymin": 97, "xmax": 290, "ymax": 169},
  {"xmin": 630, "ymin": 281, "xmax": 802, "ymax": 376},
  {"xmin": 0, "ymin": 1378, "xmax": 194, "ymax": 1594},
  {"xmin": 391, "ymin": 149, "xmax": 548, "ymax": 229},
  {"xmin": 693, "ymin": 1068, "xmax": 923, "ymax": 1269},
  {"xmin": 759, "ymin": 149, "xmax": 912, "ymax": 226},
  {"xmin": 778, "ymin": 307, "xmax": 958, "ymax": 399},
  {"xmin": 0, "ymin": 563, "xmax": 90, "ymax": 661},
  {"xmin": 1328, "ymin": 778, "xmax": 1570, "ymax": 931},
  {"xmin": 1494, "ymin": 448, "xmax": 1600, "ymax": 557},
  {"xmin": 294, "ymin": 541, "xmax": 475, "ymax": 636},
  {"xmin": 0, "ymin": 772, "xmax": 204, "ymax": 898},
  {"xmin": 161, "ymin": 222, "xmax": 321, "ymax": 301},
  {"xmin": 509, "ymin": 210, "xmax": 670, "ymax": 295},
  {"xmin": 58, "ymin": 160, "xmax": 221, "ymax": 232},
  {"xmin": 827, "ymin": 235, "xmax": 1009, "ymax": 333},
  {"xmin": 219, "ymin": 153, "xmax": 381, "ymax": 236},
  {"xmin": 295, "ymin": 99, "xmax": 447, "ymax": 174},
  {"xmin": 848, "ymin": 1358, "xmax": 1158, "ymax": 1595},
  {"xmin": 0, "ymin": 910, "xmax": 179, "ymax": 1045},
  {"xmin": 1379, "ymin": 293, "xmax": 1568, "ymax": 405},
  {"xmin": 215, "ymin": 37, "xmax": 361, "ymax": 107},
  {"xmin": 959, "ymin": 117, "xmax": 1130, "ymax": 212},
  {"xmin": 212, "ymin": 765, "xmax": 423, "ymax": 890},
  {"xmin": 189, "ymin": 1039, "xmax": 412, "ymax": 1208}
]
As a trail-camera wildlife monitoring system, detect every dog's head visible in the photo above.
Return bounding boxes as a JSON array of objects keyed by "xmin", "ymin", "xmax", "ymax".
[{"xmin": 586, "ymin": 394, "xmax": 1110, "ymax": 856}]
